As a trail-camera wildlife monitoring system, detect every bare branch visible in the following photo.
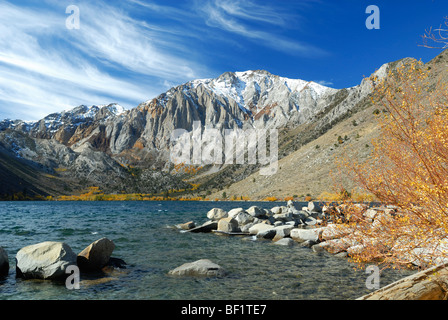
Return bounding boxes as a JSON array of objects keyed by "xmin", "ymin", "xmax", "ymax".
[{"xmin": 420, "ymin": 17, "xmax": 448, "ymax": 49}]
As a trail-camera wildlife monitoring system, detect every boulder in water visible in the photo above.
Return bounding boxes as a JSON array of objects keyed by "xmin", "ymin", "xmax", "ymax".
[
  {"xmin": 187, "ymin": 221, "xmax": 218, "ymax": 233},
  {"xmin": 16, "ymin": 241, "xmax": 77, "ymax": 280},
  {"xmin": 177, "ymin": 221, "xmax": 196, "ymax": 230},
  {"xmin": 217, "ymin": 217, "xmax": 240, "ymax": 233},
  {"xmin": 206, "ymin": 208, "xmax": 228, "ymax": 221},
  {"xmin": 77, "ymin": 238, "xmax": 115, "ymax": 272},
  {"xmin": 168, "ymin": 259, "xmax": 226, "ymax": 277}
]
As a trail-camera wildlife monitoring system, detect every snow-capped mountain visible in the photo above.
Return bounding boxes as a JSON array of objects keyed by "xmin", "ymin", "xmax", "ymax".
[
  {"xmin": 138, "ymin": 70, "xmax": 338, "ymax": 132},
  {"xmin": 0, "ymin": 103, "xmax": 127, "ymax": 144},
  {"xmin": 0, "ymin": 65, "xmax": 393, "ymax": 197},
  {"xmin": 189, "ymin": 70, "xmax": 336, "ymax": 116},
  {"xmin": 0, "ymin": 68, "xmax": 377, "ymax": 169}
]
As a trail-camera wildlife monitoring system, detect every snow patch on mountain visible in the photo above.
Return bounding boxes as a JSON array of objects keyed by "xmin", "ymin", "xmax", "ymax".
[
  {"xmin": 188, "ymin": 70, "xmax": 335, "ymax": 115},
  {"xmin": 105, "ymin": 103, "xmax": 126, "ymax": 116},
  {"xmin": 62, "ymin": 103, "xmax": 126, "ymax": 119}
]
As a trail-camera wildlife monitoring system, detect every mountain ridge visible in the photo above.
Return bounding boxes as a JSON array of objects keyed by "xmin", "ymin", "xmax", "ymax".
[{"xmin": 1, "ymin": 51, "xmax": 446, "ymax": 200}]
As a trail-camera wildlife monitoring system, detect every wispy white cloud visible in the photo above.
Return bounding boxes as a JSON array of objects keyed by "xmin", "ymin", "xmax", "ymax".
[
  {"xmin": 127, "ymin": 0, "xmax": 194, "ymax": 20},
  {"xmin": 0, "ymin": 0, "xmax": 326, "ymax": 121},
  {"xmin": 0, "ymin": 0, "xmax": 209, "ymax": 120},
  {"xmin": 195, "ymin": 0, "xmax": 326, "ymax": 56},
  {"xmin": 212, "ymin": 0, "xmax": 287, "ymax": 26},
  {"xmin": 68, "ymin": 2, "xmax": 203, "ymax": 80}
]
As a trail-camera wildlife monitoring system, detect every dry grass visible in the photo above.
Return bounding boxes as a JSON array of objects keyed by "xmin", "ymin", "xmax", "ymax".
[{"xmin": 209, "ymin": 103, "xmax": 382, "ymax": 200}]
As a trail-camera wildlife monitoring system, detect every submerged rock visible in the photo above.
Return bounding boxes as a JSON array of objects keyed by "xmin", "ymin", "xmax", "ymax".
[
  {"xmin": 177, "ymin": 221, "xmax": 196, "ymax": 230},
  {"xmin": 168, "ymin": 259, "xmax": 227, "ymax": 277},
  {"xmin": 274, "ymin": 238, "xmax": 295, "ymax": 247},
  {"xmin": 16, "ymin": 241, "xmax": 77, "ymax": 280},
  {"xmin": 79, "ymin": 276, "xmax": 119, "ymax": 288},
  {"xmin": 104, "ymin": 257, "xmax": 127, "ymax": 270}
]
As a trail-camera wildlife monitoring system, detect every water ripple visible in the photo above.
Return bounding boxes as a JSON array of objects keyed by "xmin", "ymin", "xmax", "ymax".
[{"xmin": 0, "ymin": 201, "xmax": 414, "ymax": 300}]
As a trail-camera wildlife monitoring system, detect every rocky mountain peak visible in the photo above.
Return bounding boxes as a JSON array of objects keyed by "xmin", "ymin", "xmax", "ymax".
[{"xmin": 0, "ymin": 57, "xmax": 420, "ymax": 198}]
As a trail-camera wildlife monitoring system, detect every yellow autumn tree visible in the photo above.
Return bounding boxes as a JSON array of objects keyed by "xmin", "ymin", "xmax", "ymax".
[{"xmin": 340, "ymin": 58, "xmax": 448, "ymax": 269}]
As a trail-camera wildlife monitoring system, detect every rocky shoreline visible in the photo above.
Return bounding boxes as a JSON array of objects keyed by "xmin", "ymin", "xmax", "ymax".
[
  {"xmin": 175, "ymin": 200, "xmax": 448, "ymax": 300},
  {"xmin": 176, "ymin": 200, "xmax": 448, "ymax": 266},
  {"xmin": 177, "ymin": 200, "xmax": 364, "ymax": 253},
  {"xmin": 2, "ymin": 201, "xmax": 448, "ymax": 300}
]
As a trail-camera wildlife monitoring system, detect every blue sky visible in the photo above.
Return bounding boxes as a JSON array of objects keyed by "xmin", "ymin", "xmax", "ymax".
[{"xmin": 0, "ymin": 0, "xmax": 447, "ymax": 120}]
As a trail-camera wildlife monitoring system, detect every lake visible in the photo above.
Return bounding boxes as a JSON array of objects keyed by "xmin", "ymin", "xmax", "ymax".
[{"xmin": 0, "ymin": 201, "xmax": 414, "ymax": 300}]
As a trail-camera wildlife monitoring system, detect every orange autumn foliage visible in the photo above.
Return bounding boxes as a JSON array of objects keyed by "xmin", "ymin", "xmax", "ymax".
[
  {"xmin": 56, "ymin": 185, "xmax": 206, "ymax": 201},
  {"xmin": 340, "ymin": 59, "xmax": 448, "ymax": 269}
]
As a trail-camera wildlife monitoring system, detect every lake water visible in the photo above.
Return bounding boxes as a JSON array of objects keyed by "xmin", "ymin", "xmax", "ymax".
[{"xmin": 0, "ymin": 201, "xmax": 414, "ymax": 300}]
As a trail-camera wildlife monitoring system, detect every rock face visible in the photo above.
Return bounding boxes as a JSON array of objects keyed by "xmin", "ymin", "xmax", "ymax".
[
  {"xmin": 77, "ymin": 238, "xmax": 115, "ymax": 272},
  {"xmin": 3, "ymin": 56, "xmax": 443, "ymax": 203},
  {"xmin": 0, "ymin": 247, "xmax": 9, "ymax": 277},
  {"xmin": 168, "ymin": 259, "xmax": 227, "ymax": 277},
  {"xmin": 16, "ymin": 241, "xmax": 77, "ymax": 280},
  {"xmin": 274, "ymin": 238, "xmax": 295, "ymax": 246},
  {"xmin": 358, "ymin": 263, "xmax": 448, "ymax": 300}
]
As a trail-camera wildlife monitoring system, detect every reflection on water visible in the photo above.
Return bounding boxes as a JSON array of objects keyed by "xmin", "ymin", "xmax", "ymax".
[{"xmin": 0, "ymin": 201, "xmax": 415, "ymax": 300}]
